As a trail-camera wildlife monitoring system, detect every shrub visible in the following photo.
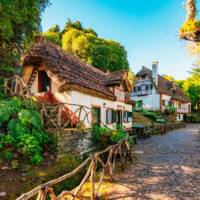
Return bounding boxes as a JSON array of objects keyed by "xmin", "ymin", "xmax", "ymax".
[
  {"xmin": 185, "ymin": 114, "xmax": 200, "ymax": 123},
  {"xmin": 142, "ymin": 109, "xmax": 158, "ymax": 121},
  {"xmin": 155, "ymin": 117, "xmax": 167, "ymax": 124},
  {"xmin": 162, "ymin": 106, "xmax": 176, "ymax": 115},
  {"xmin": 4, "ymin": 150, "xmax": 13, "ymax": 161},
  {"xmin": 0, "ymin": 78, "xmax": 5, "ymax": 99},
  {"xmin": 91, "ymin": 125, "xmax": 129, "ymax": 146},
  {"xmin": 0, "ymin": 97, "xmax": 55, "ymax": 165}
]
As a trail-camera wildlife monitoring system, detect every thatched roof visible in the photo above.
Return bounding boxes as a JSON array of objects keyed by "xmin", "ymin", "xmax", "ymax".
[
  {"xmin": 136, "ymin": 67, "xmax": 190, "ymax": 103},
  {"xmin": 105, "ymin": 70, "xmax": 127, "ymax": 86},
  {"xmin": 22, "ymin": 39, "xmax": 129, "ymax": 101}
]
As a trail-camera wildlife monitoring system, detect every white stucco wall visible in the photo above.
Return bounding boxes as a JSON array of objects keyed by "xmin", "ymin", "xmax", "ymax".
[
  {"xmin": 70, "ymin": 91, "xmax": 132, "ymax": 129},
  {"xmin": 177, "ymin": 114, "xmax": 184, "ymax": 121},
  {"xmin": 30, "ymin": 73, "xmax": 38, "ymax": 94},
  {"xmin": 30, "ymin": 71, "xmax": 132, "ymax": 129},
  {"xmin": 131, "ymin": 87, "xmax": 160, "ymax": 110}
]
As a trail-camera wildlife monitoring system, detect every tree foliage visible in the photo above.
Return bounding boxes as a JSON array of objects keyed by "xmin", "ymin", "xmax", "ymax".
[
  {"xmin": 164, "ymin": 68, "xmax": 200, "ymax": 112},
  {"xmin": 60, "ymin": 20, "xmax": 129, "ymax": 72},
  {"xmin": 182, "ymin": 67, "xmax": 200, "ymax": 112},
  {"xmin": 0, "ymin": 0, "xmax": 49, "ymax": 75},
  {"xmin": 162, "ymin": 74, "xmax": 175, "ymax": 81},
  {"xmin": 176, "ymin": 67, "xmax": 200, "ymax": 112},
  {"xmin": 43, "ymin": 25, "xmax": 62, "ymax": 46}
]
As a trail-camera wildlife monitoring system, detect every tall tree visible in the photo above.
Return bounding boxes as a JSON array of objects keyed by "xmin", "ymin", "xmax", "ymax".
[
  {"xmin": 0, "ymin": 0, "xmax": 50, "ymax": 76},
  {"xmin": 61, "ymin": 20, "xmax": 129, "ymax": 72},
  {"xmin": 182, "ymin": 67, "xmax": 200, "ymax": 112},
  {"xmin": 43, "ymin": 25, "xmax": 62, "ymax": 46}
]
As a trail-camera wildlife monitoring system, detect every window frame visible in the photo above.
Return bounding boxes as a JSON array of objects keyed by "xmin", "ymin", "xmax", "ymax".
[
  {"xmin": 106, "ymin": 109, "xmax": 116, "ymax": 124},
  {"xmin": 123, "ymin": 111, "xmax": 132, "ymax": 123}
]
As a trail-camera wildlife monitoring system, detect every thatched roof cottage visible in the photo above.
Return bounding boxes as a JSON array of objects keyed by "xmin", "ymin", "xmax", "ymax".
[{"xmin": 22, "ymin": 37, "xmax": 133, "ymax": 129}]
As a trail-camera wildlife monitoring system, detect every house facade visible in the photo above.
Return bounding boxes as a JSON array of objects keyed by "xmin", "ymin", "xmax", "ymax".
[
  {"xmin": 131, "ymin": 62, "xmax": 191, "ymax": 121},
  {"xmin": 22, "ymin": 37, "xmax": 133, "ymax": 129}
]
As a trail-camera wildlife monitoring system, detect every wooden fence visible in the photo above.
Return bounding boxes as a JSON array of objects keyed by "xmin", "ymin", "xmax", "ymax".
[
  {"xmin": 3, "ymin": 76, "xmax": 101, "ymax": 129},
  {"xmin": 39, "ymin": 102, "xmax": 106, "ymax": 130},
  {"xmin": 132, "ymin": 122, "xmax": 186, "ymax": 138},
  {"xmin": 16, "ymin": 136, "xmax": 131, "ymax": 200},
  {"xmin": 4, "ymin": 75, "xmax": 31, "ymax": 98}
]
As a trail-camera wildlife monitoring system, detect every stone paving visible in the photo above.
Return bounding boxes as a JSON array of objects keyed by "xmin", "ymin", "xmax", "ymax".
[{"xmin": 107, "ymin": 124, "xmax": 200, "ymax": 200}]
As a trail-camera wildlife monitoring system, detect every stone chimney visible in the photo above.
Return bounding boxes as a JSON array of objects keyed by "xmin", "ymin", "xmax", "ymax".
[{"xmin": 152, "ymin": 61, "xmax": 158, "ymax": 86}]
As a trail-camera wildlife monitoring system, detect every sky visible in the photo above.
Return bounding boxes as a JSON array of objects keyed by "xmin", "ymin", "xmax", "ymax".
[{"xmin": 41, "ymin": 0, "xmax": 197, "ymax": 80}]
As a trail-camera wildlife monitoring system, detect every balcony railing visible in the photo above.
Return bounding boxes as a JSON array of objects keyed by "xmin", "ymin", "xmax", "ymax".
[
  {"xmin": 132, "ymin": 90, "xmax": 152, "ymax": 96},
  {"xmin": 177, "ymin": 107, "xmax": 188, "ymax": 113}
]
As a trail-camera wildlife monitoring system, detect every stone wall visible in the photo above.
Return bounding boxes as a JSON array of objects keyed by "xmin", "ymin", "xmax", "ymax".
[{"xmin": 48, "ymin": 129, "xmax": 98, "ymax": 156}]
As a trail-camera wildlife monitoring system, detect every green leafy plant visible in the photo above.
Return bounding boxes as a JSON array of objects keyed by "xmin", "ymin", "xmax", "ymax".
[
  {"xmin": 0, "ymin": 78, "xmax": 5, "ymax": 99},
  {"xmin": 142, "ymin": 109, "xmax": 158, "ymax": 121},
  {"xmin": 162, "ymin": 106, "xmax": 176, "ymax": 115},
  {"xmin": 0, "ymin": 97, "xmax": 55, "ymax": 165},
  {"xmin": 92, "ymin": 125, "xmax": 130, "ymax": 145},
  {"xmin": 4, "ymin": 150, "xmax": 13, "ymax": 161},
  {"xmin": 185, "ymin": 113, "xmax": 200, "ymax": 123}
]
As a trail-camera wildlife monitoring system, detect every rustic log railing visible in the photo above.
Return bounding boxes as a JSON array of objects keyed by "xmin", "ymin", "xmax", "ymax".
[
  {"xmin": 16, "ymin": 136, "xmax": 131, "ymax": 200},
  {"xmin": 4, "ymin": 75, "xmax": 31, "ymax": 98},
  {"xmin": 3, "ymin": 76, "xmax": 102, "ymax": 129},
  {"xmin": 39, "ymin": 102, "xmax": 106, "ymax": 130},
  {"xmin": 131, "ymin": 122, "xmax": 186, "ymax": 138}
]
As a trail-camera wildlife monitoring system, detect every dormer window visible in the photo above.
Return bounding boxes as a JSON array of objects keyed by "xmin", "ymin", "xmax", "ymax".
[{"xmin": 115, "ymin": 87, "xmax": 125, "ymax": 101}]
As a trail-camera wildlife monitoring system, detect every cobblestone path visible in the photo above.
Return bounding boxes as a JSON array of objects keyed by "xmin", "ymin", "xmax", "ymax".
[{"xmin": 108, "ymin": 124, "xmax": 200, "ymax": 200}]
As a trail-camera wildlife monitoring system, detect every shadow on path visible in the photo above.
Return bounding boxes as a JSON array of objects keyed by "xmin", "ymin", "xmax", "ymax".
[{"xmin": 106, "ymin": 124, "xmax": 200, "ymax": 200}]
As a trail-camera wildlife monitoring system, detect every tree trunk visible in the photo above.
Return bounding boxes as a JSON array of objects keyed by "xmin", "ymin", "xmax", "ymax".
[{"xmin": 185, "ymin": 0, "xmax": 196, "ymax": 21}]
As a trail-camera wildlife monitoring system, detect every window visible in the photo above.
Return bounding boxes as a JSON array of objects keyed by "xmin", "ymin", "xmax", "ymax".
[
  {"xmin": 178, "ymin": 103, "xmax": 181, "ymax": 109},
  {"xmin": 123, "ymin": 111, "xmax": 128, "ymax": 122},
  {"xmin": 141, "ymin": 85, "xmax": 146, "ymax": 90},
  {"xmin": 38, "ymin": 70, "xmax": 51, "ymax": 92},
  {"xmin": 136, "ymin": 100, "xmax": 143, "ymax": 108},
  {"xmin": 123, "ymin": 111, "xmax": 132, "ymax": 122},
  {"xmin": 119, "ymin": 91, "xmax": 124, "ymax": 100},
  {"xmin": 138, "ymin": 86, "xmax": 141, "ymax": 91},
  {"xmin": 92, "ymin": 107, "xmax": 101, "ymax": 125},
  {"xmin": 128, "ymin": 112, "xmax": 132, "ymax": 122},
  {"xmin": 106, "ymin": 109, "xmax": 116, "ymax": 124},
  {"xmin": 115, "ymin": 88, "xmax": 124, "ymax": 101}
]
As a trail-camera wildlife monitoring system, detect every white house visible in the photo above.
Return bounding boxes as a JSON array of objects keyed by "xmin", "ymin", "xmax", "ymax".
[
  {"xmin": 21, "ymin": 37, "xmax": 133, "ymax": 129},
  {"xmin": 131, "ymin": 62, "xmax": 191, "ymax": 121}
]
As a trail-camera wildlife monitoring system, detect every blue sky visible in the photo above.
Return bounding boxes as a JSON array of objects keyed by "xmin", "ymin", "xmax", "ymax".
[{"xmin": 41, "ymin": 0, "xmax": 196, "ymax": 80}]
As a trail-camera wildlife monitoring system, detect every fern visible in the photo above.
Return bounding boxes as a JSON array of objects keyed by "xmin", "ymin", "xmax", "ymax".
[{"xmin": 0, "ymin": 97, "xmax": 54, "ymax": 165}]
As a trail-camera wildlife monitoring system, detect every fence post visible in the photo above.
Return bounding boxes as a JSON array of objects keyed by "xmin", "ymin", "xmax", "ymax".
[
  {"xmin": 90, "ymin": 158, "xmax": 96, "ymax": 200},
  {"xmin": 58, "ymin": 104, "xmax": 62, "ymax": 128},
  {"xmin": 36, "ymin": 187, "xmax": 46, "ymax": 200}
]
